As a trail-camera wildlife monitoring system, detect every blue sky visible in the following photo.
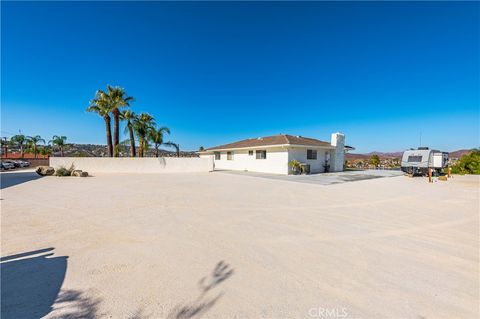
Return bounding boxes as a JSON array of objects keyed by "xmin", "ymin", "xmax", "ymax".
[{"xmin": 2, "ymin": 1, "xmax": 479, "ymax": 152}]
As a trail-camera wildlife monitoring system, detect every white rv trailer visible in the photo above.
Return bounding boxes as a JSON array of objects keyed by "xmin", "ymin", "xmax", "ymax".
[{"xmin": 401, "ymin": 147, "xmax": 449, "ymax": 175}]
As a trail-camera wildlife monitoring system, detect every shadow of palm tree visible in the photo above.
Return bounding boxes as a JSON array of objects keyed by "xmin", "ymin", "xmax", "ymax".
[
  {"xmin": 1, "ymin": 248, "xmax": 101, "ymax": 319},
  {"xmin": 1, "ymin": 248, "xmax": 66, "ymax": 319},
  {"xmin": 47, "ymin": 289, "xmax": 101, "ymax": 319},
  {"xmin": 168, "ymin": 261, "xmax": 234, "ymax": 319}
]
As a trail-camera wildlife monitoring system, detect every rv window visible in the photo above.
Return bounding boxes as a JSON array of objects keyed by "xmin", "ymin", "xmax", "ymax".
[
  {"xmin": 307, "ymin": 149, "xmax": 317, "ymax": 160},
  {"xmin": 214, "ymin": 152, "xmax": 220, "ymax": 160},
  {"xmin": 256, "ymin": 150, "xmax": 267, "ymax": 159},
  {"xmin": 408, "ymin": 155, "xmax": 422, "ymax": 162}
]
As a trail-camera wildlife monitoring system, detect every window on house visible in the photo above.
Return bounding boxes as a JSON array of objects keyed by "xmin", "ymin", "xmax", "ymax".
[
  {"xmin": 307, "ymin": 149, "xmax": 317, "ymax": 160},
  {"xmin": 248, "ymin": 150, "xmax": 253, "ymax": 156},
  {"xmin": 256, "ymin": 150, "xmax": 267, "ymax": 159},
  {"xmin": 227, "ymin": 151, "xmax": 233, "ymax": 160},
  {"xmin": 214, "ymin": 152, "xmax": 220, "ymax": 160}
]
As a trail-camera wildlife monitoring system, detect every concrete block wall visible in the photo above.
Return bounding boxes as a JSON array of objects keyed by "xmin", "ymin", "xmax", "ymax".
[{"xmin": 49, "ymin": 157, "xmax": 214, "ymax": 174}]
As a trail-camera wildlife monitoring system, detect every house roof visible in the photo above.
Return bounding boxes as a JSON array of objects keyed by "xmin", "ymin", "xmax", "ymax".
[{"xmin": 203, "ymin": 134, "xmax": 333, "ymax": 151}]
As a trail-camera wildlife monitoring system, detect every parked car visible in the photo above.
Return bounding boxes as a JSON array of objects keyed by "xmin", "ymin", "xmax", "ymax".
[
  {"xmin": 14, "ymin": 160, "xmax": 30, "ymax": 167},
  {"xmin": 1, "ymin": 161, "xmax": 15, "ymax": 170},
  {"xmin": 4, "ymin": 160, "xmax": 19, "ymax": 168}
]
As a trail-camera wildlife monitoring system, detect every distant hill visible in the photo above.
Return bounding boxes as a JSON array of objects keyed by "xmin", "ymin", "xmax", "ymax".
[{"xmin": 346, "ymin": 149, "xmax": 474, "ymax": 160}]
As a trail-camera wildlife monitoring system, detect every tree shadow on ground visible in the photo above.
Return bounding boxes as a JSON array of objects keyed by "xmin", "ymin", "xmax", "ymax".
[
  {"xmin": 1, "ymin": 248, "xmax": 101, "ymax": 319},
  {"xmin": 46, "ymin": 289, "xmax": 101, "ymax": 319},
  {"xmin": 0, "ymin": 171, "xmax": 42, "ymax": 189},
  {"xmin": 1, "ymin": 248, "xmax": 66, "ymax": 319},
  {"xmin": 168, "ymin": 261, "xmax": 234, "ymax": 319}
]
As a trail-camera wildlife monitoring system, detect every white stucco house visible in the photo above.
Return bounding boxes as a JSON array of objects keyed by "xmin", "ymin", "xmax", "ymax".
[{"xmin": 198, "ymin": 133, "xmax": 350, "ymax": 175}]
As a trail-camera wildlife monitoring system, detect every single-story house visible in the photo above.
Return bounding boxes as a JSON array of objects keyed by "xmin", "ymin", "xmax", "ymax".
[{"xmin": 198, "ymin": 132, "xmax": 350, "ymax": 175}]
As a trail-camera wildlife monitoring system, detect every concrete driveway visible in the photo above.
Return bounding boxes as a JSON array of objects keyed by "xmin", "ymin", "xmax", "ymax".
[
  {"xmin": 1, "ymin": 171, "xmax": 478, "ymax": 318},
  {"xmin": 216, "ymin": 169, "xmax": 404, "ymax": 185}
]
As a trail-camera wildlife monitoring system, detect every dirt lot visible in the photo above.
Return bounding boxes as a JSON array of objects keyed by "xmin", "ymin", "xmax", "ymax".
[{"xmin": 1, "ymin": 170, "xmax": 478, "ymax": 318}]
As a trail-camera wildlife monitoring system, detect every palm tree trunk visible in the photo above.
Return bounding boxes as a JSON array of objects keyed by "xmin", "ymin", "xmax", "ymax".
[
  {"xmin": 104, "ymin": 115, "xmax": 113, "ymax": 157},
  {"xmin": 155, "ymin": 145, "xmax": 159, "ymax": 157},
  {"xmin": 21, "ymin": 145, "xmax": 24, "ymax": 158},
  {"xmin": 128, "ymin": 125, "xmax": 136, "ymax": 157},
  {"xmin": 139, "ymin": 137, "xmax": 144, "ymax": 157},
  {"xmin": 34, "ymin": 145, "xmax": 37, "ymax": 158},
  {"xmin": 61, "ymin": 147, "xmax": 64, "ymax": 157},
  {"xmin": 113, "ymin": 109, "xmax": 120, "ymax": 157}
]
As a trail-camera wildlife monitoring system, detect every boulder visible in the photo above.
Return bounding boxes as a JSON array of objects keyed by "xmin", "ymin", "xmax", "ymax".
[
  {"xmin": 71, "ymin": 170, "xmax": 83, "ymax": 177},
  {"xmin": 438, "ymin": 176, "xmax": 448, "ymax": 181},
  {"xmin": 80, "ymin": 171, "xmax": 89, "ymax": 177},
  {"xmin": 36, "ymin": 166, "xmax": 55, "ymax": 176}
]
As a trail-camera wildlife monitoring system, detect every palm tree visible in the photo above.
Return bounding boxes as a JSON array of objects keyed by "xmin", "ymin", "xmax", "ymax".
[
  {"xmin": 27, "ymin": 135, "xmax": 45, "ymax": 158},
  {"xmin": 133, "ymin": 113, "xmax": 155, "ymax": 157},
  {"xmin": 148, "ymin": 126, "xmax": 171, "ymax": 157},
  {"xmin": 165, "ymin": 142, "xmax": 180, "ymax": 157},
  {"xmin": 49, "ymin": 135, "xmax": 67, "ymax": 157},
  {"xmin": 121, "ymin": 109, "xmax": 137, "ymax": 157},
  {"xmin": 87, "ymin": 91, "xmax": 113, "ymax": 157},
  {"xmin": 10, "ymin": 134, "xmax": 27, "ymax": 158},
  {"xmin": 104, "ymin": 85, "xmax": 134, "ymax": 157}
]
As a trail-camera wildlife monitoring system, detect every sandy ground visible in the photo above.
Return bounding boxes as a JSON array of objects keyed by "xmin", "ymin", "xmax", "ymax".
[{"xmin": 1, "ymin": 170, "xmax": 479, "ymax": 319}]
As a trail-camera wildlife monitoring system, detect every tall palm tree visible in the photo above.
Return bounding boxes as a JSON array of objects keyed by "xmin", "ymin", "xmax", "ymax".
[
  {"xmin": 27, "ymin": 135, "xmax": 45, "ymax": 158},
  {"xmin": 133, "ymin": 113, "xmax": 155, "ymax": 157},
  {"xmin": 10, "ymin": 134, "xmax": 27, "ymax": 158},
  {"xmin": 49, "ymin": 136, "xmax": 67, "ymax": 157},
  {"xmin": 148, "ymin": 126, "xmax": 171, "ymax": 157},
  {"xmin": 104, "ymin": 85, "xmax": 134, "ymax": 157},
  {"xmin": 87, "ymin": 91, "xmax": 114, "ymax": 157},
  {"xmin": 121, "ymin": 109, "xmax": 137, "ymax": 157}
]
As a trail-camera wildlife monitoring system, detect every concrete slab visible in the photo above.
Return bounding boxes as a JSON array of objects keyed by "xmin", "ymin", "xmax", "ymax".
[
  {"xmin": 1, "ymin": 171, "xmax": 478, "ymax": 318},
  {"xmin": 216, "ymin": 169, "xmax": 404, "ymax": 185}
]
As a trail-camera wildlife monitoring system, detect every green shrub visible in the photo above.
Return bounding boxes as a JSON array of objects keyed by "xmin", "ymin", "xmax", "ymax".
[
  {"xmin": 55, "ymin": 164, "xmax": 75, "ymax": 177},
  {"xmin": 451, "ymin": 149, "xmax": 480, "ymax": 175}
]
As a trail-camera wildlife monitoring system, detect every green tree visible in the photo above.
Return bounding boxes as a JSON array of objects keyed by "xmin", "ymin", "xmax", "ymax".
[
  {"xmin": 198, "ymin": 146, "xmax": 205, "ymax": 152},
  {"xmin": 121, "ymin": 109, "xmax": 137, "ymax": 157},
  {"xmin": 49, "ymin": 135, "xmax": 67, "ymax": 157},
  {"xmin": 133, "ymin": 113, "xmax": 155, "ymax": 157},
  {"xmin": 148, "ymin": 126, "xmax": 171, "ymax": 157},
  {"xmin": 103, "ymin": 85, "xmax": 134, "ymax": 157},
  {"xmin": 87, "ymin": 91, "xmax": 114, "ymax": 157},
  {"xmin": 10, "ymin": 134, "xmax": 27, "ymax": 158},
  {"xmin": 27, "ymin": 135, "xmax": 46, "ymax": 158},
  {"xmin": 369, "ymin": 154, "xmax": 380, "ymax": 168},
  {"xmin": 451, "ymin": 149, "xmax": 480, "ymax": 174}
]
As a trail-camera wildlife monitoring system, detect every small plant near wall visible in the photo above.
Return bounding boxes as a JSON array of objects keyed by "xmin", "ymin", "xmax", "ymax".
[
  {"xmin": 289, "ymin": 160, "xmax": 303, "ymax": 175},
  {"xmin": 55, "ymin": 164, "xmax": 75, "ymax": 176}
]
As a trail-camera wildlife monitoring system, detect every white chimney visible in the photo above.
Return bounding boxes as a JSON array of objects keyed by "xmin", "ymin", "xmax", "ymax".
[{"xmin": 330, "ymin": 132, "xmax": 345, "ymax": 172}]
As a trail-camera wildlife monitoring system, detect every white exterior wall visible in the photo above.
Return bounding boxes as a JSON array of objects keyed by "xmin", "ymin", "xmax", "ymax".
[
  {"xmin": 49, "ymin": 157, "xmax": 213, "ymax": 174},
  {"xmin": 201, "ymin": 147, "xmax": 289, "ymax": 175},
  {"xmin": 287, "ymin": 147, "xmax": 329, "ymax": 174}
]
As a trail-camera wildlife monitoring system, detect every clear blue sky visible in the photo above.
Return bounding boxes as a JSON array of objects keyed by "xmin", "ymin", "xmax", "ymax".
[{"xmin": 2, "ymin": 1, "xmax": 479, "ymax": 152}]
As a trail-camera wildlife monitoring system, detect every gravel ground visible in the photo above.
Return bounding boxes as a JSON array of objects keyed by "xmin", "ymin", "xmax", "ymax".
[{"xmin": 1, "ymin": 170, "xmax": 478, "ymax": 319}]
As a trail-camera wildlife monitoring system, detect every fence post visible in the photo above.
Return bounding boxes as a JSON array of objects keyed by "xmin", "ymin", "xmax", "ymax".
[{"xmin": 428, "ymin": 168, "xmax": 432, "ymax": 183}]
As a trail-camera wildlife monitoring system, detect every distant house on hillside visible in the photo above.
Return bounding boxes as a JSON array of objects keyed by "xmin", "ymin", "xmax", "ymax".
[{"xmin": 198, "ymin": 133, "xmax": 350, "ymax": 175}]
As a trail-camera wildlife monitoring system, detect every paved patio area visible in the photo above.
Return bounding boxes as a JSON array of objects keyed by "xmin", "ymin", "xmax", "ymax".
[
  {"xmin": 217, "ymin": 169, "xmax": 403, "ymax": 185},
  {"xmin": 1, "ymin": 170, "xmax": 478, "ymax": 319}
]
